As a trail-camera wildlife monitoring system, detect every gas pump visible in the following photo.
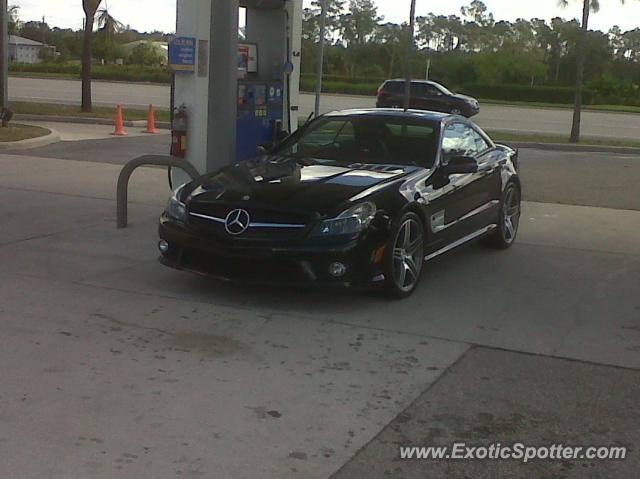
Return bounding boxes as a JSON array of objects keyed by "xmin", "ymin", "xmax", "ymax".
[
  {"xmin": 172, "ymin": 0, "xmax": 302, "ymax": 175},
  {"xmin": 236, "ymin": 80, "xmax": 284, "ymax": 161},
  {"xmin": 235, "ymin": 0, "xmax": 292, "ymax": 161}
]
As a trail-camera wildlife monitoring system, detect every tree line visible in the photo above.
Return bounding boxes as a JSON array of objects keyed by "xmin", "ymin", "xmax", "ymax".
[
  {"xmin": 7, "ymin": 0, "xmax": 640, "ymax": 141},
  {"xmin": 302, "ymin": 0, "xmax": 640, "ymax": 102},
  {"xmin": 8, "ymin": 5, "xmax": 168, "ymax": 66}
]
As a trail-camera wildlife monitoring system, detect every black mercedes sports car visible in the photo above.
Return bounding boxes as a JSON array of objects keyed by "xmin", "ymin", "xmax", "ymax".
[{"xmin": 158, "ymin": 109, "xmax": 521, "ymax": 298}]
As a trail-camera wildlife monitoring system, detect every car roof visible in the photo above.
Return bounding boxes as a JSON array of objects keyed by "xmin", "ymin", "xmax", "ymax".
[
  {"xmin": 385, "ymin": 79, "xmax": 442, "ymax": 86},
  {"xmin": 323, "ymin": 108, "xmax": 453, "ymax": 122}
]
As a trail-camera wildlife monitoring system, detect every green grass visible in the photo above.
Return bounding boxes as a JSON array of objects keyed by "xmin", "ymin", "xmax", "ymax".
[
  {"xmin": 487, "ymin": 130, "xmax": 640, "ymax": 149},
  {"xmin": 10, "ymin": 71, "xmax": 78, "ymax": 80},
  {"xmin": 10, "ymin": 101, "xmax": 171, "ymax": 122},
  {"xmin": 0, "ymin": 123, "xmax": 50, "ymax": 142}
]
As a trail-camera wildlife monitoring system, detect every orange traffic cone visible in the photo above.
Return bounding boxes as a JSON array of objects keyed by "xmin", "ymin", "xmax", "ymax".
[
  {"xmin": 144, "ymin": 104, "xmax": 158, "ymax": 134},
  {"xmin": 111, "ymin": 104, "xmax": 127, "ymax": 136}
]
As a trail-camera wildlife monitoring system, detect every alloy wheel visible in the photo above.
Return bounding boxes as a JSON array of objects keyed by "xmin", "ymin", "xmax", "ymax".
[
  {"xmin": 392, "ymin": 218, "xmax": 424, "ymax": 293},
  {"xmin": 502, "ymin": 186, "xmax": 521, "ymax": 244}
]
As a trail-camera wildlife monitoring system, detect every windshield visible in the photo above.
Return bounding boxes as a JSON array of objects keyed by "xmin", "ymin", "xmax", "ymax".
[
  {"xmin": 431, "ymin": 82, "xmax": 452, "ymax": 95},
  {"xmin": 273, "ymin": 116, "xmax": 441, "ymax": 168}
]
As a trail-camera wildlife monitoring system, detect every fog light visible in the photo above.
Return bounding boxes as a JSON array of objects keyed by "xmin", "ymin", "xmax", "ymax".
[
  {"xmin": 329, "ymin": 262, "xmax": 347, "ymax": 277},
  {"xmin": 158, "ymin": 240, "xmax": 169, "ymax": 253}
]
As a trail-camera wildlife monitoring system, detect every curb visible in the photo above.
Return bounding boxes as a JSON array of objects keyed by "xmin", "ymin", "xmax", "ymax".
[
  {"xmin": 14, "ymin": 114, "xmax": 170, "ymax": 130},
  {"xmin": 0, "ymin": 129, "xmax": 61, "ymax": 150},
  {"xmin": 500, "ymin": 141, "xmax": 640, "ymax": 155}
]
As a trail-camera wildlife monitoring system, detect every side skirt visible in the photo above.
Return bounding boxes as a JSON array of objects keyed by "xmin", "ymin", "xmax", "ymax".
[{"xmin": 424, "ymin": 224, "xmax": 497, "ymax": 262}]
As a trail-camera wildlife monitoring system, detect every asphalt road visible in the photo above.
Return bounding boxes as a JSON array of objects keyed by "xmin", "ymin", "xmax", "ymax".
[{"xmin": 10, "ymin": 76, "xmax": 640, "ymax": 140}]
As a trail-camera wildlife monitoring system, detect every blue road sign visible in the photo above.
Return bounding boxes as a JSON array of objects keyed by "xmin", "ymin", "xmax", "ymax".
[{"xmin": 169, "ymin": 37, "xmax": 196, "ymax": 73}]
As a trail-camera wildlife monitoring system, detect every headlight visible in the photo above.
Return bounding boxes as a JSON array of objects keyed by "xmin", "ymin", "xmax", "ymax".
[
  {"xmin": 165, "ymin": 186, "xmax": 187, "ymax": 222},
  {"xmin": 311, "ymin": 202, "xmax": 376, "ymax": 237}
]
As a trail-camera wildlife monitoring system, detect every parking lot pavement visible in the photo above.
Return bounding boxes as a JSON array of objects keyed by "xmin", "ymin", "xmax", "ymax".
[
  {"xmin": 1, "ymin": 152, "xmax": 638, "ymax": 478},
  {"xmin": 518, "ymin": 148, "xmax": 640, "ymax": 211},
  {"xmin": 3, "ymin": 134, "xmax": 170, "ymax": 166},
  {"xmin": 0, "ymin": 154, "xmax": 469, "ymax": 479}
]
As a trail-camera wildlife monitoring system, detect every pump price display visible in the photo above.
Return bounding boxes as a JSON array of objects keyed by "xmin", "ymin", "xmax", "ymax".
[{"xmin": 169, "ymin": 37, "xmax": 196, "ymax": 73}]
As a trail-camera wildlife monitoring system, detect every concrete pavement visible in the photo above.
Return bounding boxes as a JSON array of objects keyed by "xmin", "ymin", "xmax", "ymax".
[
  {"xmin": 1, "ymin": 147, "xmax": 638, "ymax": 478},
  {"xmin": 0, "ymin": 153, "xmax": 469, "ymax": 478},
  {"xmin": 19, "ymin": 120, "xmax": 170, "ymax": 142},
  {"xmin": 9, "ymin": 76, "xmax": 640, "ymax": 140}
]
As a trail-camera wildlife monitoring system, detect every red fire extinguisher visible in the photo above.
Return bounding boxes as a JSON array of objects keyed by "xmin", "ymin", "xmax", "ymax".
[{"xmin": 171, "ymin": 104, "xmax": 188, "ymax": 158}]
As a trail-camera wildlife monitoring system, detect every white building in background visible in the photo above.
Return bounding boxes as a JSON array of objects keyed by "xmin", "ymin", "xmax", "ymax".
[
  {"xmin": 8, "ymin": 35, "xmax": 56, "ymax": 64},
  {"xmin": 121, "ymin": 41, "xmax": 169, "ymax": 65}
]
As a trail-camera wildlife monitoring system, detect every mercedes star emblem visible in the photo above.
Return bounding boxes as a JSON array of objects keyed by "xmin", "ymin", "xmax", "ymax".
[{"xmin": 224, "ymin": 209, "xmax": 251, "ymax": 235}]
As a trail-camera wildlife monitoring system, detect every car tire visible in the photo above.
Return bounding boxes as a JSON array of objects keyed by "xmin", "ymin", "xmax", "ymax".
[
  {"xmin": 482, "ymin": 182, "xmax": 521, "ymax": 249},
  {"xmin": 450, "ymin": 108, "xmax": 462, "ymax": 115},
  {"xmin": 383, "ymin": 211, "xmax": 425, "ymax": 299}
]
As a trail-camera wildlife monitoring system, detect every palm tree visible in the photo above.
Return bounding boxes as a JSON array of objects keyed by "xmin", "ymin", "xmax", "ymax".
[
  {"xmin": 97, "ymin": 5, "xmax": 124, "ymax": 38},
  {"xmin": 81, "ymin": 0, "xmax": 103, "ymax": 112},
  {"xmin": 95, "ymin": 4, "xmax": 124, "ymax": 64},
  {"xmin": 403, "ymin": 0, "xmax": 417, "ymax": 111},
  {"xmin": 8, "ymin": 5, "xmax": 20, "ymax": 35},
  {"xmin": 560, "ymin": 0, "xmax": 630, "ymax": 142}
]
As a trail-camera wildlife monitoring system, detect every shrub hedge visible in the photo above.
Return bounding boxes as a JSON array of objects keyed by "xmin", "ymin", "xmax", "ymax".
[
  {"xmin": 301, "ymin": 73, "xmax": 386, "ymax": 86},
  {"xmin": 10, "ymin": 62, "xmax": 171, "ymax": 84},
  {"xmin": 300, "ymin": 77, "xmax": 380, "ymax": 96},
  {"xmin": 10, "ymin": 62, "xmax": 81, "ymax": 75}
]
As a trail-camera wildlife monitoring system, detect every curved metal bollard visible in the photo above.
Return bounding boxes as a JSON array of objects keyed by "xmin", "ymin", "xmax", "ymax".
[{"xmin": 117, "ymin": 155, "xmax": 200, "ymax": 228}]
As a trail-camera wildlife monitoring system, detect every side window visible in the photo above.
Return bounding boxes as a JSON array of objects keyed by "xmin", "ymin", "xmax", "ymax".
[
  {"xmin": 442, "ymin": 123, "xmax": 479, "ymax": 162},
  {"xmin": 411, "ymin": 83, "xmax": 428, "ymax": 97},
  {"xmin": 425, "ymin": 85, "xmax": 442, "ymax": 96},
  {"xmin": 384, "ymin": 81, "xmax": 404, "ymax": 93}
]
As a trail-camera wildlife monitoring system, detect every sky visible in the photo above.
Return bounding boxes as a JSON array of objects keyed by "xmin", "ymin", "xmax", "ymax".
[{"xmin": 10, "ymin": 0, "xmax": 640, "ymax": 34}]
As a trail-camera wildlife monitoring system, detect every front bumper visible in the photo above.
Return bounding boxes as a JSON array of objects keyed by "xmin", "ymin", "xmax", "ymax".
[
  {"xmin": 158, "ymin": 215, "xmax": 387, "ymax": 288},
  {"xmin": 466, "ymin": 104, "xmax": 480, "ymax": 117}
]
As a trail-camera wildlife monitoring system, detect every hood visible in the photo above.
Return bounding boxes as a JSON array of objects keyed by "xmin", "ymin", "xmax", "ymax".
[
  {"xmin": 184, "ymin": 155, "xmax": 418, "ymax": 217},
  {"xmin": 453, "ymin": 93, "xmax": 477, "ymax": 104}
]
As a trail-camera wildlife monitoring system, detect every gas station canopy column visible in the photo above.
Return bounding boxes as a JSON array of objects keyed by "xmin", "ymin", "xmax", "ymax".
[{"xmin": 173, "ymin": 0, "xmax": 302, "ymax": 178}]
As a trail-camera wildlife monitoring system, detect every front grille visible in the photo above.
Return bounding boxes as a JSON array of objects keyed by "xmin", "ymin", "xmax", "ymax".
[{"xmin": 187, "ymin": 202, "xmax": 311, "ymax": 241}]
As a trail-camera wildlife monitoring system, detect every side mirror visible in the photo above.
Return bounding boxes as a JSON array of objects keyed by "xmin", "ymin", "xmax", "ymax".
[{"xmin": 442, "ymin": 155, "xmax": 478, "ymax": 175}]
